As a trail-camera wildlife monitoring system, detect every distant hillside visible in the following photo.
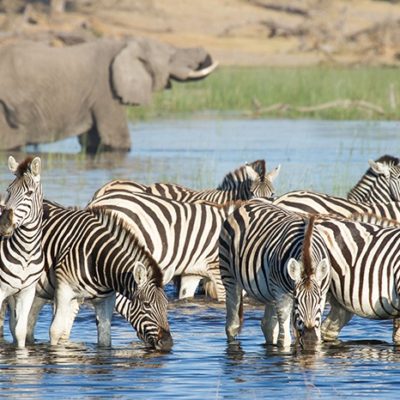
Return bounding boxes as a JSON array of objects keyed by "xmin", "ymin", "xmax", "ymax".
[{"xmin": 1, "ymin": 0, "xmax": 400, "ymax": 66}]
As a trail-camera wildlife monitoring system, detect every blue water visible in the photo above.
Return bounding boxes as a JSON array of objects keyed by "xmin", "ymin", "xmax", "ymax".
[{"xmin": 0, "ymin": 118, "xmax": 400, "ymax": 399}]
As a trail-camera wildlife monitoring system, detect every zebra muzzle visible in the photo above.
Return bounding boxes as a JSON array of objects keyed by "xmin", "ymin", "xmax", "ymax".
[
  {"xmin": 156, "ymin": 328, "xmax": 173, "ymax": 352},
  {"xmin": 0, "ymin": 208, "xmax": 14, "ymax": 237},
  {"xmin": 300, "ymin": 327, "xmax": 320, "ymax": 349}
]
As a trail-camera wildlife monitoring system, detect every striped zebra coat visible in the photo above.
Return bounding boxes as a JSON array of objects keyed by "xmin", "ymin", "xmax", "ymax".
[
  {"xmin": 88, "ymin": 190, "xmax": 235, "ymax": 301},
  {"xmin": 273, "ymin": 190, "xmax": 400, "ymax": 221},
  {"xmin": 313, "ymin": 214, "xmax": 400, "ymax": 343},
  {"xmin": 91, "ymin": 159, "xmax": 280, "ymax": 204},
  {"xmin": 219, "ymin": 199, "xmax": 330, "ymax": 348},
  {"xmin": 348, "ymin": 155, "xmax": 400, "ymax": 203},
  {"xmin": 0, "ymin": 156, "xmax": 44, "ymax": 348},
  {"xmin": 28, "ymin": 200, "xmax": 172, "ymax": 349}
]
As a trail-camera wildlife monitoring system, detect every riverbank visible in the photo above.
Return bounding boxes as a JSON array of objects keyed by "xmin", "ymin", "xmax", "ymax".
[{"xmin": 128, "ymin": 65, "xmax": 400, "ymax": 121}]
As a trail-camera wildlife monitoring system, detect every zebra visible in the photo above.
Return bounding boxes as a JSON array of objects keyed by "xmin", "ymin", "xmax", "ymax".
[
  {"xmin": 348, "ymin": 155, "xmax": 400, "ymax": 203},
  {"xmin": 91, "ymin": 159, "xmax": 281, "ymax": 204},
  {"xmin": 0, "ymin": 156, "xmax": 44, "ymax": 348},
  {"xmin": 312, "ymin": 213, "xmax": 400, "ymax": 344},
  {"xmin": 87, "ymin": 190, "xmax": 236, "ymax": 301},
  {"xmin": 26, "ymin": 200, "xmax": 172, "ymax": 349},
  {"xmin": 219, "ymin": 199, "xmax": 330, "ymax": 348},
  {"xmin": 273, "ymin": 190, "xmax": 400, "ymax": 221}
]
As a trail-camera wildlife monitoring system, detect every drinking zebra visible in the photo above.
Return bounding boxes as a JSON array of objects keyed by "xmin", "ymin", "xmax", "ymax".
[
  {"xmin": 91, "ymin": 159, "xmax": 281, "ymax": 204},
  {"xmin": 26, "ymin": 200, "xmax": 172, "ymax": 349},
  {"xmin": 0, "ymin": 156, "xmax": 44, "ymax": 348},
  {"xmin": 87, "ymin": 190, "xmax": 235, "ymax": 301},
  {"xmin": 348, "ymin": 155, "xmax": 400, "ymax": 203},
  {"xmin": 312, "ymin": 214, "xmax": 400, "ymax": 343},
  {"xmin": 219, "ymin": 199, "xmax": 330, "ymax": 348}
]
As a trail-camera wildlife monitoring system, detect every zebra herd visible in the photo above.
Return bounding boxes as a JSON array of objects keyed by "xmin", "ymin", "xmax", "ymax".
[{"xmin": 1, "ymin": 154, "xmax": 400, "ymax": 351}]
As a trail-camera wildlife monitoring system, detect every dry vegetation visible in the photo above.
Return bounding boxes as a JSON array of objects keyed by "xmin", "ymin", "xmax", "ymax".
[{"xmin": 2, "ymin": 0, "xmax": 400, "ymax": 66}]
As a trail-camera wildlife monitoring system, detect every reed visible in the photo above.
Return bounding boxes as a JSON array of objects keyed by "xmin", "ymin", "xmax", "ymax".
[{"xmin": 127, "ymin": 66, "xmax": 400, "ymax": 120}]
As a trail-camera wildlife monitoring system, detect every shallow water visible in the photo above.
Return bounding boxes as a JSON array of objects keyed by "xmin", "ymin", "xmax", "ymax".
[{"xmin": 1, "ymin": 118, "xmax": 400, "ymax": 399}]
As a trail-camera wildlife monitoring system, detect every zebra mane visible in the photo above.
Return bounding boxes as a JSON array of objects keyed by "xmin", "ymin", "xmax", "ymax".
[
  {"xmin": 217, "ymin": 159, "xmax": 265, "ymax": 189},
  {"xmin": 15, "ymin": 156, "xmax": 35, "ymax": 177},
  {"xmin": 302, "ymin": 214, "xmax": 316, "ymax": 282},
  {"xmin": 88, "ymin": 206, "xmax": 164, "ymax": 287},
  {"xmin": 375, "ymin": 154, "xmax": 400, "ymax": 166},
  {"xmin": 349, "ymin": 212, "xmax": 400, "ymax": 228}
]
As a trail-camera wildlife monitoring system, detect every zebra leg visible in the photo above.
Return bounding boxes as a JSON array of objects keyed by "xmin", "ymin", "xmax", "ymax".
[
  {"xmin": 393, "ymin": 319, "xmax": 400, "ymax": 345},
  {"xmin": 179, "ymin": 275, "xmax": 202, "ymax": 299},
  {"xmin": 93, "ymin": 294, "xmax": 116, "ymax": 347},
  {"xmin": 0, "ymin": 301, "xmax": 7, "ymax": 338},
  {"xmin": 225, "ymin": 283, "xmax": 243, "ymax": 341},
  {"xmin": 275, "ymin": 295, "xmax": 293, "ymax": 348},
  {"xmin": 206, "ymin": 261, "xmax": 226, "ymax": 302},
  {"xmin": 60, "ymin": 298, "xmax": 81, "ymax": 342},
  {"xmin": 26, "ymin": 296, "xmax": 47, "ymax": 344},
  {"xmin": 261, "ymin": 304, "xmax": 279, "ymax": 345},
  {"xmin": 321, "ymin": 295, "xmax": 353, "ymax": 341},
  {"xmin": 12, "ymin": 285, "xmax": 37, "ymax": 348},
  {"xmin": 50, "ymin": 284, "xmax": 76, "ymax": 346}
]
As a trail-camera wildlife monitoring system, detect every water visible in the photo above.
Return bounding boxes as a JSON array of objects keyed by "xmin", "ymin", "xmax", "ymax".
[{"xmin": 1, "ymin": 118, "xmax": 400, "ymax": 399}]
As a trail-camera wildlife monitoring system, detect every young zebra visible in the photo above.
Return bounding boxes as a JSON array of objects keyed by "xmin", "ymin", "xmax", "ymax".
[
  {"xmin": 27, "ymin": 200, "xmax": 172, "ymax": 350},
  {"xmin": 87, "ymin": 190, "xmax": 235, "ymax": 301},
  {"xmin": 0, "ymin": 156, "xmax": 44, "ymax": 348},
  {"xmin": 348, "ymin": 155, "xmax": 400, "ymax": 203},
  {"xmin": 313, "ymin": 214, "xmax": 400, "ymax": 343},
  {"xmin": 91, "ymin": 159, "xmax": 281, "ymax": 204},
  {"xmin": 219, "ymin": 199, "xmax": 330, "ymax": 348}
]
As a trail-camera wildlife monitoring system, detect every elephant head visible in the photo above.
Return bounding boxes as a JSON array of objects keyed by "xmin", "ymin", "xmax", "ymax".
[{"xmin": 111, "ymin": 38, "xmax": 218, "ymax": 106}]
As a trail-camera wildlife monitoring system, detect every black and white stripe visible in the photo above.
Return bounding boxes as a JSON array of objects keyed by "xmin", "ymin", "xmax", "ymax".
[
  {"xmin": 0, "ymin": 156, "xmax": 44, "ymax": 348},
  {"xmin": 273, "ymin": 190, "xmax": 400, "ymax": 220},
  {"xmin": 348, "ymin": 155, "xmax": 400, "ymax": 203},
  {"xmin": 91, "ymin": 160, "xmax": 280, "ymax": 204},
  {"xmin": 219, "ymin": 199, "xmax": 330, "ymax": 348},
  {"xmin": 313, "ymin": 214, "xmax": 400, "ymax": 343},
  {"xmin": 88, "ymin": 190, "xmax": 234, "ymax": 301},
  {"xmin": 28, "ymin": 200, "xmax": 172, "ymax": 349}
]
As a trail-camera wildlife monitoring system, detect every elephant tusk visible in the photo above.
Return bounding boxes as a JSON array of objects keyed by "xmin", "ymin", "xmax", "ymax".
[{"xmin": 188, "ymin": 61, "xmax": 219, "ymax": 79}]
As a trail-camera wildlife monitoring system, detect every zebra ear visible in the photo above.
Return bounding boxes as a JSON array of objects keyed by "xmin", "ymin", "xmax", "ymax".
[
  {"xmin": 30, "ymin": 157, "xmax": 41, "ymax": 178},
  {"xmin": 315, "ymin": 258, "xmax": 330, "ymax": 283},
  {"xmin": 287, "ymin": 258, "xmax": 303, "ymax": 283},
  {"xmin": 244, "ymin": 165, "xmax": 260, "ymax": 181},
  {"xmin": 368, "ymin": 160, "xmax": 390, "ymax": 178},
  {"xmin": 133, "ymin": 262, "xmax": 148, "ymax": 287},
  {"xmin": 266, "ymin": 165, "xmax": 281, "ymax": 183},
  {"xmin": 8, "ymin": 156, "xmax": 18, "ymax": 173}
]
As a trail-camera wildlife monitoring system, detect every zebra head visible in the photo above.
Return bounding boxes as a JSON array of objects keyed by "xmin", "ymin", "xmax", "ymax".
[
  {"xmin": 129, "ymin": 262, "xmax": 173, "ymax": 351},
  {"xmin": 246, "ymin": 163, "xmax": 281, "ymax": 200},
  {"xmin": 368, "ymin": 157, "xmax": 400, "ymax": 201},
  {"xmin": 0, "ymin": 156, "xmax": 42, "ymax": 237},
  {"xmin": 288, "ymin": 257, "xmax": 330, "ymax": 349}
]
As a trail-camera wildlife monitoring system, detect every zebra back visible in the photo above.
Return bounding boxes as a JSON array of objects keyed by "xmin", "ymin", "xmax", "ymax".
[
  {"xmin": 273, "ymin": 190, "xmax": 400, "ymax": 221},
  {"xmin": 0, "ymin": 156, "xmax": 44, "ymax": 293},
  {"xmin": 348, "ymin": 155, "xmax": 400, "ymax": 203},
  {"xmin": 88, "ymin": 190, "xmax": 231, "ymax": 301}
]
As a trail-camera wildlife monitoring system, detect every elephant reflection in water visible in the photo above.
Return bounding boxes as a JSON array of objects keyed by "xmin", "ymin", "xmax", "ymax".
[{"xmin": 0, "ymin": 38, "xmax": 217, "ymax": 153}]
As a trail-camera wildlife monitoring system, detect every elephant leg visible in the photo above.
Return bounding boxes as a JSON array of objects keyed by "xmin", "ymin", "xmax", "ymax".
[{"xmin": 85, "ymin": 102, "xmax": 131, "ymax": 153}]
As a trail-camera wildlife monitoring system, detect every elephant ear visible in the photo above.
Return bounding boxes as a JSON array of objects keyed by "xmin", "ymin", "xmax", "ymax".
[{"xmin": 111, "ymin": 42, "xmax": 153, "ymax": 106}]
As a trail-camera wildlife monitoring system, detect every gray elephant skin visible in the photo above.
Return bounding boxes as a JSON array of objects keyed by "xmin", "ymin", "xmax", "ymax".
[{"xmin": 0, "ymin": 38, "xmax": 217, "ymax": 153}]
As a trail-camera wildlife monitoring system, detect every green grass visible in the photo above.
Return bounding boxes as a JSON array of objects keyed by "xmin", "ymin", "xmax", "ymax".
[{"xmin": 127, "ymin": 66, "xmax": 400, "ymax": 121}]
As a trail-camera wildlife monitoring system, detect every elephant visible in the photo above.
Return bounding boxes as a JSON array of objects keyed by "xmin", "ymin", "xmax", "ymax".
[{"xmin": 0, "ymin": 38, "xmax": 217, "ymax": 153}]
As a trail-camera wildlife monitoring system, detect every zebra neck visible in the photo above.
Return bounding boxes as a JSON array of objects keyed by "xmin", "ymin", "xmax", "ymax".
[{"xmin": 349, "ymin": 175, "xmax": 391, "ymax": 203}]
